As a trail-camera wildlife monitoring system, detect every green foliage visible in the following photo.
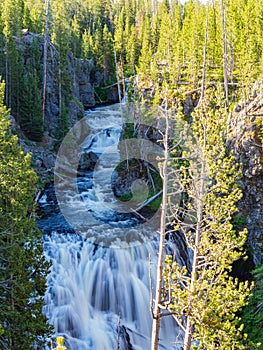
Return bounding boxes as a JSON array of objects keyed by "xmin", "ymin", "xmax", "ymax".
[
  {"xmin": 241, "ymin": 264, "xmax": 263, "ymax": 349},
  {"xmin": 94, "ymin": 86, "xmax": 109, "ymax": 103},
  {"xmin": 121, "ymin": 122, "xmax": 135, "ymax": 139},
  {"xmin": 163, "ymin": 88, "xmax": 251, "ymax": 349},
  {"xmin": 255, "ymin": 116, "xmax": 263, "ymax": 143},
  {"xmin": 232, "ymin": 215, "xmax": 247, "ymax": 230},
  {"xmin": 1, "ymin": 0, "xmax": 263, "ymax": 130},
  {"xmin": 54, "ymin": 103, "xmax": 69, "ymax": 150},
  {"xmin": 19, "ymin": 40, "xmax": 43, "ymax": 141},
  {"xmin": 0, "ymin": 81, "xmax": 51, "ymax": 348}
]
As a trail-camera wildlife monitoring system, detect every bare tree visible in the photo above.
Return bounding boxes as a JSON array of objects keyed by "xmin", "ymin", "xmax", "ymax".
[
  {"xmin": 199, "ymin": 6, "xmax": 209, "ymax": 104},
  {"xmin": 150, "ymin": 98, "xmax": 169, "ymax": 350},
  {"xmin": 42, "ymin": 0, "xmax": 50, "ymax": 123},
  {"xmin": 182, "ymin": 122, "xmax": 206, "ymax": 350},
  {"xmin": 221, "ymin": 0, "xmax": 229, "ymax": 108},
  {"xmin": 150, "ymin": 97, "xmax": 187, "ymax": 350}
]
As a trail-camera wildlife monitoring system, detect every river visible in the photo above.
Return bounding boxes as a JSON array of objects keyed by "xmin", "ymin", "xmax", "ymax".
[{"xmin": 38, "ymin": 104, "xmax": 189, "ymax": 350}]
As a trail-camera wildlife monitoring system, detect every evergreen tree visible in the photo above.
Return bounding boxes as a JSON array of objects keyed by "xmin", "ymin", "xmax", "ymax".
[
  {"xmin": 102, "ymin": 24, "xmax": 115, "ymax": 84},
  {"xmin": 24, "ymin": 0, "xmax": 45, "ymax": 33},
  {"xmin": 137, "ymin": 16, "xmax": 153, "ymax": 81},
  {"xmin": 70, "ymin": 14, "xmax": 82, "ymax": 58},
  {"xmin": 241, "ymin": 264, "xmax": 263, "ymax": 348},
  {"xmin": 206, "ymin": 1, "xmax": 222, "ymax": 82},
  {"xmin": 126, "ymin": 24, "xmax": 139, "ymax": 75},
  {"xmin": 114, "ymin": 7, "xmax": 126, "ymax": 71},
  {"xmin": 19, "ymin": 39, "xmax": 43, "ymax": 141},
  {"xmin": 0, "ymin": 81, "xmax": 51, "ymax": 348},
  {"xmin": 180, "ymin": 0, "xmax": 205, "ymax": 87},
  {"xmin": 161, "ymin": 89, "xmax": 251, "ymax": 349},
  {"xmin": 19, "ymin": 68, "xmax": 43, "ymax": 141},
  {"xmin": 82, "ymin": 29, "xmax": 93, "ymax": 59},
  {"xmin": 90, "ymin": 25, "xmax": 104, "ymax": 68}
]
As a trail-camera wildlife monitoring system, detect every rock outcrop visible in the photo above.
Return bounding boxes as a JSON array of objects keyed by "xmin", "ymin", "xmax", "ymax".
[
  {"xmin": 228, "ymin": 80, "xmax": 263, "ymax": 265},
  {"xmin": 17, "ymin": 33, "xmax": 98, "ymax": 137}
]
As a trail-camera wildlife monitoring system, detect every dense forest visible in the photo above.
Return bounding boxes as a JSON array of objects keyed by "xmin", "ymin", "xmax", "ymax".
[
  {"xmin": 0, "ymin": 0, "xmax": 262, "ymax": 349},
  {"xmin": 0, "ymin": 0, "xmax": 263, "ymax": 139}
]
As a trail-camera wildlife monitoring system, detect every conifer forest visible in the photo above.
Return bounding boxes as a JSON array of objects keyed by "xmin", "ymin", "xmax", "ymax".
[{"xmin": 0, "ymin": 0, "xmax": 262, "ymax": 349}]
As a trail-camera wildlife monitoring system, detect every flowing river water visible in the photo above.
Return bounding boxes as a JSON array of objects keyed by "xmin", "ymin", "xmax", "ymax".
[{"xmin": 38, "ymin": 104, "xmax": 190, "ymax": 349}]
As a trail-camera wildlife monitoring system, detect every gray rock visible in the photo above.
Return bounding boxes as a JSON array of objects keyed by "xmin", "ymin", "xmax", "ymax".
[
  {"xmin": 228, "ymin": 80, "xmax": 263, "ymax": 265},
  {"xmin": 43, "ymin": 153, "xmax": 56, "ymax": 169},
  {"xmin": 183, "ymin": 95, "xmax": 194, "ymax": 117},
  {"xmin": 79, "ymin": 83, "xmax": 95, "ymax": 108},
  {"xmin": 35, "ymin": 158, "xmax": 43, "ymax": 168},
  {"xmin": 107, "ymin": 86, "xmax": 119, "ymax": 103},
  {"xmin": 15, "ymin": 32, "xmax": 96, "ymax": 140}
]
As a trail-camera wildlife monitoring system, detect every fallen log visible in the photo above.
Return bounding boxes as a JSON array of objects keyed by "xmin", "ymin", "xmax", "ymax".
[{"xmin": 134, "ymin": 190, "xmax": 163, "ymax": 212}]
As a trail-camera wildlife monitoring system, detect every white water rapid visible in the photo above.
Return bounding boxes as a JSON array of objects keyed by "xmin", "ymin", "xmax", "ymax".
[{"xmin": 40, "ymin": 104, "xmax": 188, "ymax": 350}]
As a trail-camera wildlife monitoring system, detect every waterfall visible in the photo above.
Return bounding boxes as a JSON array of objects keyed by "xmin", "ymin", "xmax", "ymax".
[{"xmin": 39, "ymin": 104, "xmax": 189, "ymax": 349}]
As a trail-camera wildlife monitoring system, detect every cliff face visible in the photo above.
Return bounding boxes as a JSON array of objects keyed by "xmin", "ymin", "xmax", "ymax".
[
  {"xmin": 19, "ymin": 32, "xmax": 96, "ymax": 137},
  {"xmin": 228, "ymin": 81, "xmax": 263, "ymax": 265}
]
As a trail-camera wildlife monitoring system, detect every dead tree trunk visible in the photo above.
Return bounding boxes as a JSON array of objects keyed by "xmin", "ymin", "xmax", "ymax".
[
  {"xmin": 199, "ymin": 7, "xmax": 209, "ymax": 104},
  {"xmin": 151, "ymin": 100, "xmax": 169, "ymax": 350},
  {"xmin": 183, "ymin": 127, "xmax": 206, "ymax": 350},
  {"xmin": 221, "ymin": 0, "xmax": 229, "ymax": 108},
  {"xmin": 42, "ymin": 0, "xmax": 50, "ymax": 123}
]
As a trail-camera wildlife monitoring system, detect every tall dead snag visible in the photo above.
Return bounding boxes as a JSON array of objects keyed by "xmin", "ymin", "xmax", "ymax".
[
  {"xmin": 42, "ymin": 0, "xmax": 50, "ymax": 123},
  {"xmin": 199, "ymin": 6, "xmax": 209, "ymax": 104},
  {"xmin": 182, "ymin": 119, "xmax": 206, "ymax": 350},
  {"xmin": 150, "ymin": 98, "xmax": 169, "ymax": 350},
  {"xmin": 221, "ymin": 0, "xmax": 229, "ymax": 108}
]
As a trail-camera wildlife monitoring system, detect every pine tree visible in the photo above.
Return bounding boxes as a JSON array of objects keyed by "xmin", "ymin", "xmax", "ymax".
[
  {"xmin": 241, "ymin": 264, "xmax": 263, "ymax": 348},
  {"xmin": 19, "ymin": 69, "xmax": 43, "ymax": 141},
  {"xmin": 151, "ymin": 94, "xmax": 170, "ymax": 350},
  {"xmin": 71, "ymin": 14, "xmax": 82, "ymax": 58},
  {"xmin": 180, "ymin": 0, "xmax": 206, "ymax": 88},
  {"xmin": 162, "ymin": 88, "xmax": 251, "ymax": 349},
  {"xmin": 114, "ymin": 7, "xmax": 126, "ymax": 72},
  {"xmin": 169, "ymin": 0, "xmax": 183, "ymax": 84},
  {"xmin": 126, "ymin": 24, "xmax": 138, "ymax": 75},
  {"xmin": 23, "ymin": 0, "xmax": 45, "ymax": 33},
  {"xmin": 0, "ymin": 81, "xmax": 51, "ymax": 349},
  {"xmin": 137, "ymin": 16, "xmax": 153, "ymax": 82},
  {"xmin": 82, "ymin": 29, "xmax": 93, "ymax": 59},
  {"xmin": 206, "ymin": 1, "xmax": 222, "ymax": 83},
  {"xmin": 19, "ymin": 39, "xmax": 43, "ymax": 141},
  {"xmin": 102, "ymin": 24, "xmax": 115, "ymax": 84}
]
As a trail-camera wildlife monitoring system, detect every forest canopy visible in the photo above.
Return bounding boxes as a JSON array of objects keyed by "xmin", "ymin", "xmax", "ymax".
[{"xmin": 0, "ymin": 0, "xmax": 262, "ymax": 129}]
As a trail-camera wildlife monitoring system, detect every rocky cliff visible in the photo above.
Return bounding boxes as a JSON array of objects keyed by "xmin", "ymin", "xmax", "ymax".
[
  {"xmin": 228, "ymin": 80, "xmax": 263, "ymax": 265},
  {"xmin": 18, "ymin": 32, "xmax": 120, "ymax": 137},
  {"xmin": 19, "ymin": 32, "xmax": 95, "ymax": 137}
]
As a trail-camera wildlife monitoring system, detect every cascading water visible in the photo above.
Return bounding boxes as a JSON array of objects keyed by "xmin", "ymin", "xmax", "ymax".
[{"xmin": 39, "ymin": 104, "xmax": 190, "ymax": 349}]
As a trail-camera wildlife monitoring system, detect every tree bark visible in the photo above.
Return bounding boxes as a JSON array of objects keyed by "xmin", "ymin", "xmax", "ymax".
[
  {"xmin": 135, "ymin": 190, "xmax": 162, "ymax": 212},
  {"xmin": 183, "ymin": 126, "xmax": 206, "ymax": 350},
  {"xmin": 221, "ymin": 0, "xmax": 229, "ymax": 108},
  {"xmin": 42, "ymin": 0, "xmax": 50, "ymax": 122},
  {"xmin": 199, "ymin": 7, "xmax": 208, "ymax": 104},
  {"xmin": 151, "ymin": 101, "xmax": 169, "ymax": 350},
  {"xmin": 5, "ymin": 42, "xmax": 10, "ymax": 108}
]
